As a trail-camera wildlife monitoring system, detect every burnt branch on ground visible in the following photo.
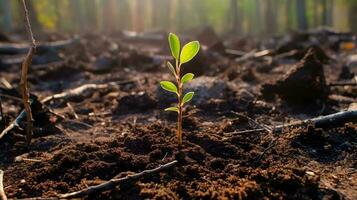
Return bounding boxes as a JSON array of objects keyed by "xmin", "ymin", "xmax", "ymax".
[
  {"xmin": 225, "ymin": 109, "xmax": 357, "ymax": 136},
  {"xmin": 41, "ymin": 81, "xmax": 134, "ymax": 104},
  {"xmin": 59, "ymin": 160, "xmax": 178, "ymax": 198}
]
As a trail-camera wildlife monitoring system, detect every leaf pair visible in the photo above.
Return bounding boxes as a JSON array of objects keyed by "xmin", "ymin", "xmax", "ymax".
[
  {"xmin": 165, "ymin": 92, "xmax": 194, "ymax": 113},
  {"xmin": 160, "ymin": 73, "xmax": 194, "ymax": 94},
  {"xmin": 169, "ymin": 33, "xmax": 200, "ymax": 64},
  {"xmin": 163, "ymin": 33, "xmax": 199, "ymax": 114}
]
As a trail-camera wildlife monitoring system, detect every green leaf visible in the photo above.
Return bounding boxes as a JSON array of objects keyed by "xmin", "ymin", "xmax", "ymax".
[
  {"xmin": 165, "ymin": 107, "xmax": 179, "ymax": 113},
  {"xmin": 167, "ymin": 62, "xmax": 176, "ymax": 76},
  {"xmin": 160, "ymin": 81, "xmax": 178, "ymax": 94},
  {"xmin": 168, "ymin": 33, "xmax": 180, "ymax": 60},
  {"xmin": 182, "ymin": 92, "xmax": 194, "ymax": 105},
  {"xmin": 180, "ymin": 41, "xmax": 200, "ymax": 64},
  {"xmin": 181, "ymin": 73, "xmax": 194, "ymax": 84}
]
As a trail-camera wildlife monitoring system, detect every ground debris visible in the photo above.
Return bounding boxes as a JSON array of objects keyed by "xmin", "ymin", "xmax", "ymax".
[
  {"xmin": 262, "ymin": 48, "xmax": 330, "ymax": 103},
  {"xmin": 0, "ymin": 28, "xmax": 356, "ymax": 200}
]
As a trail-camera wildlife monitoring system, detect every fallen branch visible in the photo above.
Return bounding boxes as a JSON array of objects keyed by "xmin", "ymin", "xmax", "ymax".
[
  {"xmin": 0, "ymin": 78, "xmax": 12, "ymax": 89},
  {"xmin": 272, "ymin": 49, "xmax": 299, "ymax": 60},
  {"xmin": 224, "ymin": 109, "xmax": 357, "ymax": 136},
  {"xmin": 0, "ymin": 170, "xmax": 7, "ymax": 200},
  {"xmin": 41, "ymin": 81, "xmax": 133, "ymax": 104},
  {"xmin": 59, "ymin": 160, "xmax": 178, "ymax": 198},
  {"xmin": 329, "ymin": 94, "xmax": 356, "ymax": 104},
  {"xmin": 225, "ymin": 49, "xmax": 246, "ymax": 56},
  {"xmin": 233, "ymin": 49, "xmax": 271, "ymax": 63},
  {"xmin": 20, "ymin": 0, "xmax": 36, "ymax": 145},
  {"xmin": 230, "ymin": 111, "xmax": 273, "ymax": 132},
  {"xmin": 15, "ymin": 154, "xmax": 42, "ymax": 163}
]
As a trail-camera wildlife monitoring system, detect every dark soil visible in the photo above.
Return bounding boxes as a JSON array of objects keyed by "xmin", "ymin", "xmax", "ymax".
[{"xmin": 0, "ymin": 29, "xmax": 356, "ymax": 199}]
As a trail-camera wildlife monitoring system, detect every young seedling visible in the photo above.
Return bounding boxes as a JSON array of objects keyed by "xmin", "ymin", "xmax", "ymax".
[{"xmin": 160, "ymin": 33, "xmax": 200, "ymax": 147}]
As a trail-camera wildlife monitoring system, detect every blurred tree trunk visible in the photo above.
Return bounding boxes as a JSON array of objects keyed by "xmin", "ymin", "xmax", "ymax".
[
  {"xmin": 296, "ymin": 0, "xmax": 308, "ymax": 30},
  {"xmin": 313, "ymin": 0, "xmax": 319, "ymax": 27},
  {"xmin": 265, "ymin": 0, "xmax": 277, "ymax": 35},
  {"xmin": 321, "ymin": 0, "xmax": 333, "ymax": 26},
  {"xmin": 152, "ymin": 0, "xmax": 171, "ymax": 29},
  {"xmin": 255, "ymin": 0, "xmax": 262, "ymax": 36},
  {"xmin": 327, "ymin": 0, "xmax": 333, "ymax": 26},
  {"xmin": 230, "ymin": 0, "xmax": 240, "ymax": 34},
  {"xmin": 102, "ymin": 0, "xmax": 117, "ymax": 32},
  {"xmin": 1, "ymin": 0, "xmax": 12, "ymax": 32},
  {"xmin": 117, "ymin": 0, "xmax": 129, "ymax": 30},
  {"xmin": 135, "ymin": 0, "xmax": 145, "ymax": 32},
  {"xmin": 348, "ymin": 1, "xmax": 357, "ymax": 32},
  {"xmin": 84, "ymin": 0, "xmax": 98, "ymax": 31},
  {"xmin": 151, "ymin": 0, "xmax": 158, "ymax": 27},
  {"xmin": 176, "ymin": 0, "xmax": 185, "ymax": 31},
  {"xmin": 55, "ymin": 0, "xmax": 62, "ymax": 31},
  {"xmin": 194, "ymin": 0, "xmax": 207, "ymax": 28},
  {"xmin": 69, "ymin": 0, "xmax": 87, "ymax": 32},
  {"xmin": 285, "ymin": 0, "xmax": 293, "ymax": 30}
]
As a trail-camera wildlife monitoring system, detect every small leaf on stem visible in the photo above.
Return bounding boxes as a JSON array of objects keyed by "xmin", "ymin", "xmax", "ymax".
[
  {"xmin": 167, "ymin": 62, "xmax": 176, "ymax": 76},
  {"xmin": 180, "ymin": 41, "xmax": 200, "ymax": 64},
  {"xmin": 181, "ymin": 73, "xmax": 194, "ymax": 84},
  {"xmin": 168, "ymin": 33, "xmax": 180, "ymax": 60},
  {"xmin": 160, "ymin": 81, "xmax": 178, "ymax": 94},
  {"xmin": 182, "ymin": 92, "xmax": 194, "ymax": 105},
  {"xmin": 165, "ymin": 107, "xmax": 179, "ymax": 112}
]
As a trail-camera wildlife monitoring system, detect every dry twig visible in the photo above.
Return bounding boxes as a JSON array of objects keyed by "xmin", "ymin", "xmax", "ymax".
[
  {"xmin": 224, "ymin": 109, "xmax": 357, "ymax": 136},
  {"xmin": 59, "ymin": 160, "xmax": 178, "ymax": 198},
  {"xmin": 234, "ymin": 49, "xmax": 271, "ymax": 63},
  {"xmin": 0, "ymin": 78, "xmax": 12, "ymax": 89},
  {"xmin": 20, "ymin": 0, "xmax": 36, "ymax": 145},
  {"xmin": 41, "ymin": 81, "xmax": 133, "ymax": 104},
  {"xmin": 0, "ymin": 170, "xmax": 7, "ymax": 200}
]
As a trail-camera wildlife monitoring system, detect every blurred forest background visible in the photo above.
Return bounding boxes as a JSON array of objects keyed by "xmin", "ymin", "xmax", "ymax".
[{"xmin": 0, "ymin": 0, "xmax": 356, "ymax": 37}]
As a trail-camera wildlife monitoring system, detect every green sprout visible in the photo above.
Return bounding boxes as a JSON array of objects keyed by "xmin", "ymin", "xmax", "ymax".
[{"xmin": 160, "ymin": 33, "xmax": 200, "ymax": 147}]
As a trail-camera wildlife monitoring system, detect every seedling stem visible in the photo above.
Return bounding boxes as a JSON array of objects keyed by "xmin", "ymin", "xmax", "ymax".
[{"xmin": 160, "ymin": 33, "xmax": 200, "ymax": 147}]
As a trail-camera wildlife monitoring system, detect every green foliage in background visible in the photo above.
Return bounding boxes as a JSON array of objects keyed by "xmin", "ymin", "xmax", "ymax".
[{"xmin": 0, "ymin": 0, "xmax": 355, "ymax": 35}]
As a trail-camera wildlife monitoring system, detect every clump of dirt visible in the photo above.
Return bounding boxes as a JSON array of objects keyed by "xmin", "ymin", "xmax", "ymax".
[
  {"xmin": 116, "ymin": 91, "xmax": 157, "ymax": 114},
  {"xmin": 261, "ymin": 48, "xmax": 330, "ymax": 103},
  {"xmin": 339, "ymin": 65, "xmax": 355, "ymax": 80}
]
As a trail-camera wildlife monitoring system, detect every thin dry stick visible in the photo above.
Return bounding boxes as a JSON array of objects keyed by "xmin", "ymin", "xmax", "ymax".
[
  {"xmin": 0, "ymin": 170, "xmax": 7, "ymax": 200},
  {"xmin": 59, "ymin": 160, "xmax": 178, "ymax": 198},
  {"xmin": 224, "ymin": 109, "xmax": 357, "ymax": 136},
  {"xmin": 41, "ymin": 81, "xmax": 133, "ymax": 104},
  {"xmin": 20, "ymin": 0, "xmax": 36, "ymax": 145}
]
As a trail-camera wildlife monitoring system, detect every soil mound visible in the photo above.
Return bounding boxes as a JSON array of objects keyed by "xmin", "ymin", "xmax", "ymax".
[{"xmin": 262, "ymin": 48, "xmax": 330, "ymax": 103}]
